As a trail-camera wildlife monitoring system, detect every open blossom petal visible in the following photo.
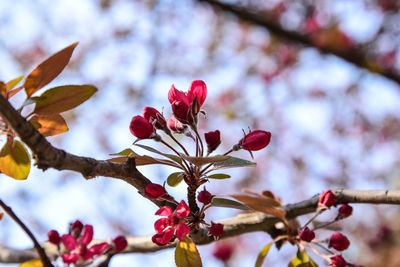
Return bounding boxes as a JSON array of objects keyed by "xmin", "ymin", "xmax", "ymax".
[
  {"xmin": 62, "ymin": 234, "xmax": 78, "ymax": 251},
  {"xmin": 171, "ymin": 100, "xmax": 189, "ymax": 123},
  {"xmin": 155, "ymin": 206, "xmax": 173, "ymax": 216},
  {"xmin": 187, "ymin": 80, "xmax": 207, "ymax": 106},
  {"xmin": 152, "ymin": 227, "xmax": 175, "ymax": 246},
  {"xmin": 176, "ymin": 223, "xmax": 191, "ymax": 241},
  {"xmin": 81, "ymin": 224, "xmax": 94, "ymax": 245},
  {"xmin": 154, "ymin": 218, "xmax": 170, "ymax": 234},
  {"xmin": 89, "ymin": 242, "xmax": 109, "ymax": 256},
  {"xmin": 175, "ymin": 200, "xmax": 190, "ymax": 219},
  {"xmin": 62, "ymin": 253, "xmax": 79, "ymax": 264},
  {"xmin": 168, "ymin": 84, "xmax": 190, "ymax": 106}
]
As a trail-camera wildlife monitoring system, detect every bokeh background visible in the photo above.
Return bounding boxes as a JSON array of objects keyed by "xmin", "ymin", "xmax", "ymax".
[{"xmin": 1, "ymin": 0, "xmax": 400, "ymax": 266}]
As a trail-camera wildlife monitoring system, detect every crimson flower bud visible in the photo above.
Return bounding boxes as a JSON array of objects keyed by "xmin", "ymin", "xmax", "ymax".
[
  {"xmin": 204, "ymin": 130, "xmax": 221, "ymax": 154},
  {"xmin": 143, "ymin": 107, "xmax": 167, "ymax": 130},
  {"xmin": 330, "ymin": 254, "xmax": 347, "ymax": 267},
  {"xmin": 197, "ymin": 187, "xmax": 213, "ymax": 205},
  {"xmin": 299, "ymin": 227, "xmax": 315, "ymax": 242},
  {"xmin": 70, "ymin": 220, "xmax": 83, "ymax": 238},
  {"xmin": 187, "ymin": 80, "xmax": 207, "ymax": 107},
  {"xmin": 144, "ymin": 183, "xmax": 167, "ymax": 199},
  {"xmin": 129, "ymin": 115, "xmax": 155, "ymax": 139},
  {"xmin": 48, "ymin": 230, "xmax": 61, "ymax": 245},
  {"xmin": 209, "ymin": 222, "xmax": 224, "ymax": 238},
  {"xmin": 213, "ymin": 243, "xmax": 234, "ymax": 262},
  {"xmin": 318, "ymin": 190, "xmax": 336, "ymax": 209},
  {"xmin": 329, "ymin": 233, "xmax": 350, "ymax": 251},
  {"xmin": 238, "ymin": 130, "xmax": 271, "ymax": 151},
  {"xmin": 338, "ymin": 204, "xmax": 353, "ymax": 219},
  {"xmin": 171, "ymin": 100, "xmax": 190, "ymax": 124},
  {"xmin": 168, "ymin": 116, "xmax": 187, "ymax": 133},
  {"xmin": 112, "ymin": 235, "xmax": 128, "ymax": 252}
]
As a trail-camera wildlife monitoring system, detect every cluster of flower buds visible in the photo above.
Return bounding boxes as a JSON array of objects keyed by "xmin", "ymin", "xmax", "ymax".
[
  {"xmin": 128, "ymin": 80, "xmax": 271, "ymax": 247},
  {"xmin": 297, "ymin": 190, "xmax": 358, "ymax": 267},
  {"xmin": 47, "ymin": 220, "xmax": 127, "ymax": 265}
]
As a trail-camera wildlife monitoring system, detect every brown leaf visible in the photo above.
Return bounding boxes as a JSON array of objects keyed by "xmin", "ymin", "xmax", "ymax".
[
  {"xmin": 24, "ymin": 42, "xmax": 78, "ymax": 97},
  {"xmin": 29, "ymin": 114, "xmax": 69, "ymax": 136},
  {"xmin": 230, "ymin": 194, "xmax": 286, "ymax": 220}
]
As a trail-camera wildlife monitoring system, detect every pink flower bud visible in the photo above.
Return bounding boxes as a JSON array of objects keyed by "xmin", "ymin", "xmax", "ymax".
[
  {"xmin": 213, "ymin": 243, "xmax": 234, "ymax": 262},
  {"xmin": 48, "ymin": 230, "xmax": 61, "ymax": 245},
  {"xmin": 187, "ymin": 80, "xmax": 207, "ymax": 106},
  {"xmin": 143, "ymin": 107, "xmax": 166, "ymax": 130},
  {"xmin": 209, "ymin": 222, "xmax": 224, "ymax": 238},
  {"xmin": 168, "ymin": 116, "xmax": 186, "ymax": 133},
  {"xmin": 338, "ymin": 204, "xmax": 353, "ymax": 219},
  {"xmin": 197, "ymin": 187, "xmax": 213, "ymax": 205},
  {"xmin": 89, "ymin": 242, "xmax": 109, "ymax": 256},
  {"xmin": 129, "ymin": 115, "xmax": 155, "ymax": 139},
  {"xmin": 144, "ymin": 183, "xmax": 167, "ymax": 199},
  {"xmin": 330, "ymin": 254, "xmax": 347, "ymax": 267},
  {"xmin": 62, "ymin": 234, "xmax": 78, "ymax": 251},
  {"xmin": 204, "ymin": 130, "xmax": 221, "ymax": 153},
  {"xmin": 329, "ymin": 233, "xmax": 350, "ymax": 251},
  {"xmin": 112, "ymin": 235, "xmax": 128, "ymax": 252},
  {"xmin": 171, "ymin": 100, "xmax": 190, "ymax": 124},
  {"xmin": 239, "ymin": 130, "xmax": 271, "ymax": 151},
  {"xmin": 299, "ymin": 227, "xmax": 315, "ymax": 242},
  {"xmin": 318, "ymin": 190, "xmax": 336, "ymax": 209}
]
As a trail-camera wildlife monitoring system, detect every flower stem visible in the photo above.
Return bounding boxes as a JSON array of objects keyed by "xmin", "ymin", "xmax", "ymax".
[
  {"xmin": 167, "ymin": 132, "xmax": 190, "ymax": 156},
  {"xmin": 0, "ymin": 199, "xmax": 53, "ymax": 267},
  {"xmin": 160, "ymin": 140, "xmax": 190, "ymax": 172}
]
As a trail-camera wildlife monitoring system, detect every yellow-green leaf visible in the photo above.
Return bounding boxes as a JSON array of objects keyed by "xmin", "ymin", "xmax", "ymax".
[
  {"xmin": 175, "ymin": 237, "xmax": 202, "ymax": 267},
  {"xmin": 109, "ymin": 148, "xmax": 136, "ymax": 156},
  {"xmin": 33, "ymin": 85, "xmax": 97, "ymax": 115},
  {"xmin": 0, "ymin": 140, "xmax": 31, "ymax": 180},
  {"xmin": 29, "ymin": 114, "xmax": 69, "ymax": 136},
  {"xmin": 167, "ymin": 172, "xmax": 184, "ymax": 187},
  {"xmin": 6, "ymin": 75, "xmax": 24, "ymax": 91},
  {"xmin": 24, "ymin": 42, "xmax": 78, "ymax": 97},
  {"xmin": 211, "ymin": 197, "xmax": 251, "ymax": 210},
  {"xmin": 213, "ymin": 156, "xmax": 256, "ymax": 170},
  {"xmin": 255, "ymin": 242, "xmax": 273, "ymax": 267},
  {"xmin": 207, "ymin": 173, "xmax": 231, "ymax": 179},
  {"xmin": 19, "ymin": 258, "xmax": 43, "ymax": 267}
]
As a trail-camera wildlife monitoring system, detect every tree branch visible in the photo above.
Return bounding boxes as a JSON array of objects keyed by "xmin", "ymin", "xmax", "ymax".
[
  {"xmin": 0, "ymin": 94, "xmax": 176, "ymax": 210},
  {"xmin": 2, "ymin": 189, "xmax": 400, "ymax": 263},
  {"xmin": 198, "ymin": 0, "xmax": 400, "ymax": 84}
]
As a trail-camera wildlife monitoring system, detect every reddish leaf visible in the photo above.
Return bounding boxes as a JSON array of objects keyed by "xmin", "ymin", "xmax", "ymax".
[
  {"xmin": 0, "ymin": 140, "xmax": 31, "ymax": 180},
  {"xmin": 33, "ymin": 85, "xmax": 97, "ymax": 115},
  {"xmin": 29, "ymin": 114, "xmax": 69, "ymax": 136},
  {"xmin": 0, "ymin": 212, "xmax": 3, "ymax": 220},
  {"xmin": 24, "ymin": 42, "xmax": 78, "ymax": 97},
  {"xmin": 0, "ymin": 82, "xmax": 5, "ymax": 97}
]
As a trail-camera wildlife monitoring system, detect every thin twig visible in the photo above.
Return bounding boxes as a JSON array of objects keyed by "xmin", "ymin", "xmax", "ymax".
[{"xmin": 0, "ymin": 199, "xmax": 53, "ymax": 267}]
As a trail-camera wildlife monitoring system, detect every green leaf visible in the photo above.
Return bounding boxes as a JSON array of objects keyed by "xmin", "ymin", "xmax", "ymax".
[
  {"xmin": 6, "ymin": 75, "xmax": 24, "ymax": 91},
  {"xmin": 167, "ymin": 172, "xmax": 184, "ymax": 187},
  {"xmin": 255, "ymin": 243, "xmax": 273, "ymax": 267},
  {"xmin": 207, "ymin": 173, "xmax": 231, "ymax": 179},
  {"xmin": 109, "ymin": 148, "xmax": 136, "ymax": 157},
  {"xmin": 29, "ymin": 114, "xmax": 69, "ymax": 136},
  {"xmin": 210, "ymin": 197, "xmax": 251, "ymax": 210},
  {"xmin": 32, "ymin": 85, "xmax": 97, "ymax": 115},
  {"xmin": 212, "ymin": 156, "xmax": 256, "ymax": 170},
  {"xmin": 134, "ymin": 143, "xmax": 182, "ymax": 164},
  {"xmin": 0, "ymin": 140, "xmax": 31, "ymax": 180},
  {"xmin": 175, "ymin": 237, "xmax": 202, "ymax": 267},
  {"xmin": 19, "ymin": 258, "xmax": 43, "ymax": 267},
  {"xmin": 181, "ymin": 155, "xmax": 230, "ymax": 167},
  {"xmin": 24, "ymin": 42, "xmax": 78, "ymax": 97}
]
